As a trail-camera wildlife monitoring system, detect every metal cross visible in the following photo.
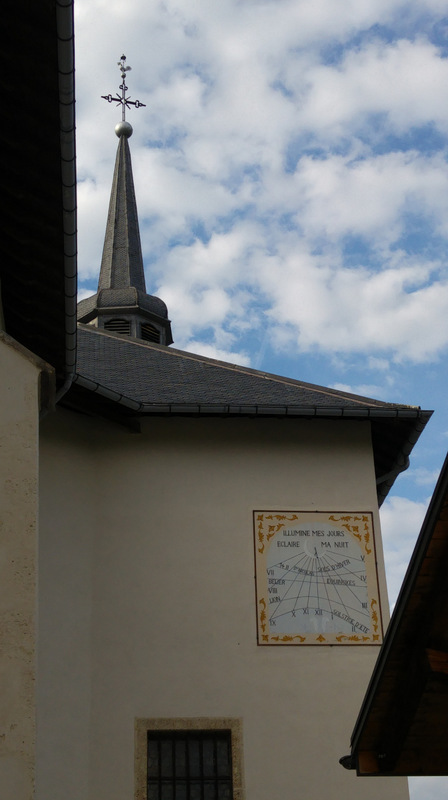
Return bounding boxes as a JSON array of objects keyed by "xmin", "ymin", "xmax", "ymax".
[{"xmin": 101, "ymin": 55, "xmax": 146, "ymax": 121}]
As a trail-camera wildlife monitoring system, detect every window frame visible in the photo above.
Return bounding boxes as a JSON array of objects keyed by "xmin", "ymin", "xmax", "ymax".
[{"xmin": 135, "ymin": 718, "xmax": 244, "ymax": 800}]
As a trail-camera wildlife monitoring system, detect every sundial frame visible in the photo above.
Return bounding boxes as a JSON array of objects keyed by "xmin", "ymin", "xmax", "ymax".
[{"xmin": 254, "ymin": 510, "xmax": 383, "ymax": 645}]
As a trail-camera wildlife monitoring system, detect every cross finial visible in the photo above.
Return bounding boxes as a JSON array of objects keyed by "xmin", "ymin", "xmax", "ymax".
[{"xmin": 101, "ymin": 54, "xmax": 146, "ymax": 126}]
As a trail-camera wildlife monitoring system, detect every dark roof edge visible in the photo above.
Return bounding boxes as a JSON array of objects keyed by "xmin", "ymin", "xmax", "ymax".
[
  {"xmin": 348, "ymin": 448, "xmax": 448, "ymax": 761},
  {"xmin": 55, "ymin": 0, "xmax": 77, "ymax": 401},
  {"xmin": 76, "ymin": 324, "xmax": 427, "ymax": 411},
  {"xmin": 376, "ymin": 412, "xmax": 432, "ymax": 506},
  {"xmin": 72, "ymin": 374, "xmax": 432, "ymax": 421}
]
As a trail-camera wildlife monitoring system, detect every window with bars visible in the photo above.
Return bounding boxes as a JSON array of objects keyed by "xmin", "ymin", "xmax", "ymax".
[{"xmin": 147, "ymin": 730, "xmax": 233, "ymax": 800}]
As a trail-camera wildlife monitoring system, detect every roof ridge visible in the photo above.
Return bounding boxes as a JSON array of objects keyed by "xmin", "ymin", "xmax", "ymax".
[{"xmin": 77, "ymin": 324, "xmax": 416, "ymax": 410}]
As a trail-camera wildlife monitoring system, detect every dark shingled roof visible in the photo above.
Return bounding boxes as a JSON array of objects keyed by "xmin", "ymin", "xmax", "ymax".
[
  {"xmin": 75, "ymin": 324, "xmax": 408, "ymax": 408},
  {"xmin": 66, "ymin": 325, "xmax": 432, "ymax": 507}
]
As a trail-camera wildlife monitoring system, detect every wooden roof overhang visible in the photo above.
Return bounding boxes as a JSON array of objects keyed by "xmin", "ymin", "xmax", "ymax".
[
  {"xmin": 1, "ymin": 0, "xmax": 77, "ymax": 390},
  {"xmin": 344, "ymin": 452, "xmax": 448, "ymax": 776}
]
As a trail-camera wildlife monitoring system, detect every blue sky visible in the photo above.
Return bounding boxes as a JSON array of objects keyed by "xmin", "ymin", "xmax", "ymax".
[{"xmin": 75, "ymin": 3, "xmax": 448, "ymax": 795}]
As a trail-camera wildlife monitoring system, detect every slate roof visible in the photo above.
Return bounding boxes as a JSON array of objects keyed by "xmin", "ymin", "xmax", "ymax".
[
  {"xmin": 74, "ymin": 324, "xmax": 408, "ymax": 408},
  {"xmin": 68, "ymin": 324, "xmax": 431, "ymax": 506}
]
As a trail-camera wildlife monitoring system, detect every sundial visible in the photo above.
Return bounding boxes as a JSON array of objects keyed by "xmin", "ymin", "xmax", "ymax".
[{"xmin": 254, "ymin": 511, "xmax": 382, "ymax": 645}]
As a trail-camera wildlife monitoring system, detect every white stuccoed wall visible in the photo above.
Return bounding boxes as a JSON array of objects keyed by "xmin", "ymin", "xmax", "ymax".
[
  {"xmin": 37, "ymin": 409, "xmax": 409, "ymax": 800},
  {"xmin": 0, "ymin": 334, "xmax": 49, "ymax": 800}
]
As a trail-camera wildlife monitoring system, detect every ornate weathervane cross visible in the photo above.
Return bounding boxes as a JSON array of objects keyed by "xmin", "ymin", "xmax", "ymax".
[{"xmin": 101, "ymin": 54, "xmax": 146, "ymax": 122}]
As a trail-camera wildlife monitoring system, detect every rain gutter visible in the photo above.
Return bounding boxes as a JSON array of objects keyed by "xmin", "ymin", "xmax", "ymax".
[
  {"xmin": 72, "ymin": 374, "xmax": 432, "ymax": 421},
  {"xmin": 54, "ymin": 0, "xmax": 77, "ymax": 405}
]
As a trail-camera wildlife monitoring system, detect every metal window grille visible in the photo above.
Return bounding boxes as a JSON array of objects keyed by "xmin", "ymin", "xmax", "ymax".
[{"xmin": 147, "ymin": 730, "xmax": 233, "ymax": 800}]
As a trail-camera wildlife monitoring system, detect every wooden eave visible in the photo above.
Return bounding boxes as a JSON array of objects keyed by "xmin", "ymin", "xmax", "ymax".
[
  {"xmin": 1, "ymin": 0, "xmax": 76, "ymax": 389},
  {"xmin": 347, "ymin": 452, "xmax": 448, "ymax": 776}
]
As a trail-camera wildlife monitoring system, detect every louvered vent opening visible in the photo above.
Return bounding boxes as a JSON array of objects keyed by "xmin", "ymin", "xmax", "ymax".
[
  {"xmin": 141, "ymin": 323, "xmax": 160, "ymax": 343},
  {"xmin": 104, "ymin": 318, "xmax": 131, "ymax": 335}
]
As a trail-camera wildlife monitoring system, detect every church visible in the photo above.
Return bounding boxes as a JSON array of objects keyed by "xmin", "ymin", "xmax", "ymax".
[{"xmin": 0, "ymin": 4, "xmax": 431, "ymax": 799}]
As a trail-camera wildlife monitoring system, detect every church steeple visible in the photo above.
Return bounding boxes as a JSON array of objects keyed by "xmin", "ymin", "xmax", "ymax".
[
  {"xmin": 77, "ymin": 56, "xmax": 173, "ymax": 345},
  {"xmin": 98, "ymin": 124, "xmax": 146, "ymax": 294}
]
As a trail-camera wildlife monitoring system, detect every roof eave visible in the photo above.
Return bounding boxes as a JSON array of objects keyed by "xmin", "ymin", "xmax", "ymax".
[
  {"xmin": 65, "ymin": 374, "xmax": 430, "ymax": 505},
  {"xmin": 70, "ymin": 374, "xmax": 431, "ymax": 422},
  {"xmin": 1, "ymin": 0, "xmax": 77, "ymax": 392},
  {"xmin": 346, "ymin": 450, "xmax": 448, "ymax": 775},
  {"xmin": 55, "ymin": 0, "xmax": 77, "ymax": 397}
]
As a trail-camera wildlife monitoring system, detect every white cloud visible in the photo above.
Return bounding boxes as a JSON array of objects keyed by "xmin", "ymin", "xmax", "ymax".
[
  {"xmin": 181, "ymin": 341, "xmax": 251, "ymax": 366},
  {"xmin": 75, "ymin": 0, "xmax": 448, "ymax": 370},
  {"xmin": 73, "ymin": 4, "xmax": 448, "ymax": 373},
  {"xmin": 331, "ymin": 382, "xmax": 393, "ymax": 401},
  {"xmin": 367, "ymin": 356, "xmax": 390, "ymax": 371},
  {"xmin": 380, "ymin": 495, "xmax": 428, "ymax": 607},
  {"xmin": 77, "ymin": 287, "xmax": 95, "ymax": 303},
  {"xmin": 410, "ymin": 777, "xmax": 448, "ymax": 800},
  {"xmin": 259, "ymin": 244, "xmax": 448, "ymax": 362},
  {"xmin": 289, "ymin": 151, "xmax": 448, "ymax": 243},
  {"xmin": 297, "ymin": 38, "xmax": 448, "ymax": 138},
  {"xmin": 407, "ymin": 467, "xmax": 440, "ymax": 486}
]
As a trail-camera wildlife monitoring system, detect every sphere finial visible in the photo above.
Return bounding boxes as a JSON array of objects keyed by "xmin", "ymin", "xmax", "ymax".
[{"xmin": 115, "ymin": 121, "xmax": 133, "ymax": 138}]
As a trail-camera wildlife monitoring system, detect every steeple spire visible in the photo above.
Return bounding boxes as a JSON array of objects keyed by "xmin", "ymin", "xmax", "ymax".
[
  {"xmin": 77, "ymin": 57, "xmax": 173, "ymax": 346},
  {"xmin": 99, "ymin": 54, "xmax": 147, "ymax": 293},
  {"xmin": 98, "ymin": 129, "xmax": 146, "ymax": 293}
]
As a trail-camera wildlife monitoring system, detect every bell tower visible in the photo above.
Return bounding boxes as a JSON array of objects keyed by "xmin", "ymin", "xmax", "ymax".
[{"xmin": 77, "ymin": 56, "xmax": 173, "ymax": 345}]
